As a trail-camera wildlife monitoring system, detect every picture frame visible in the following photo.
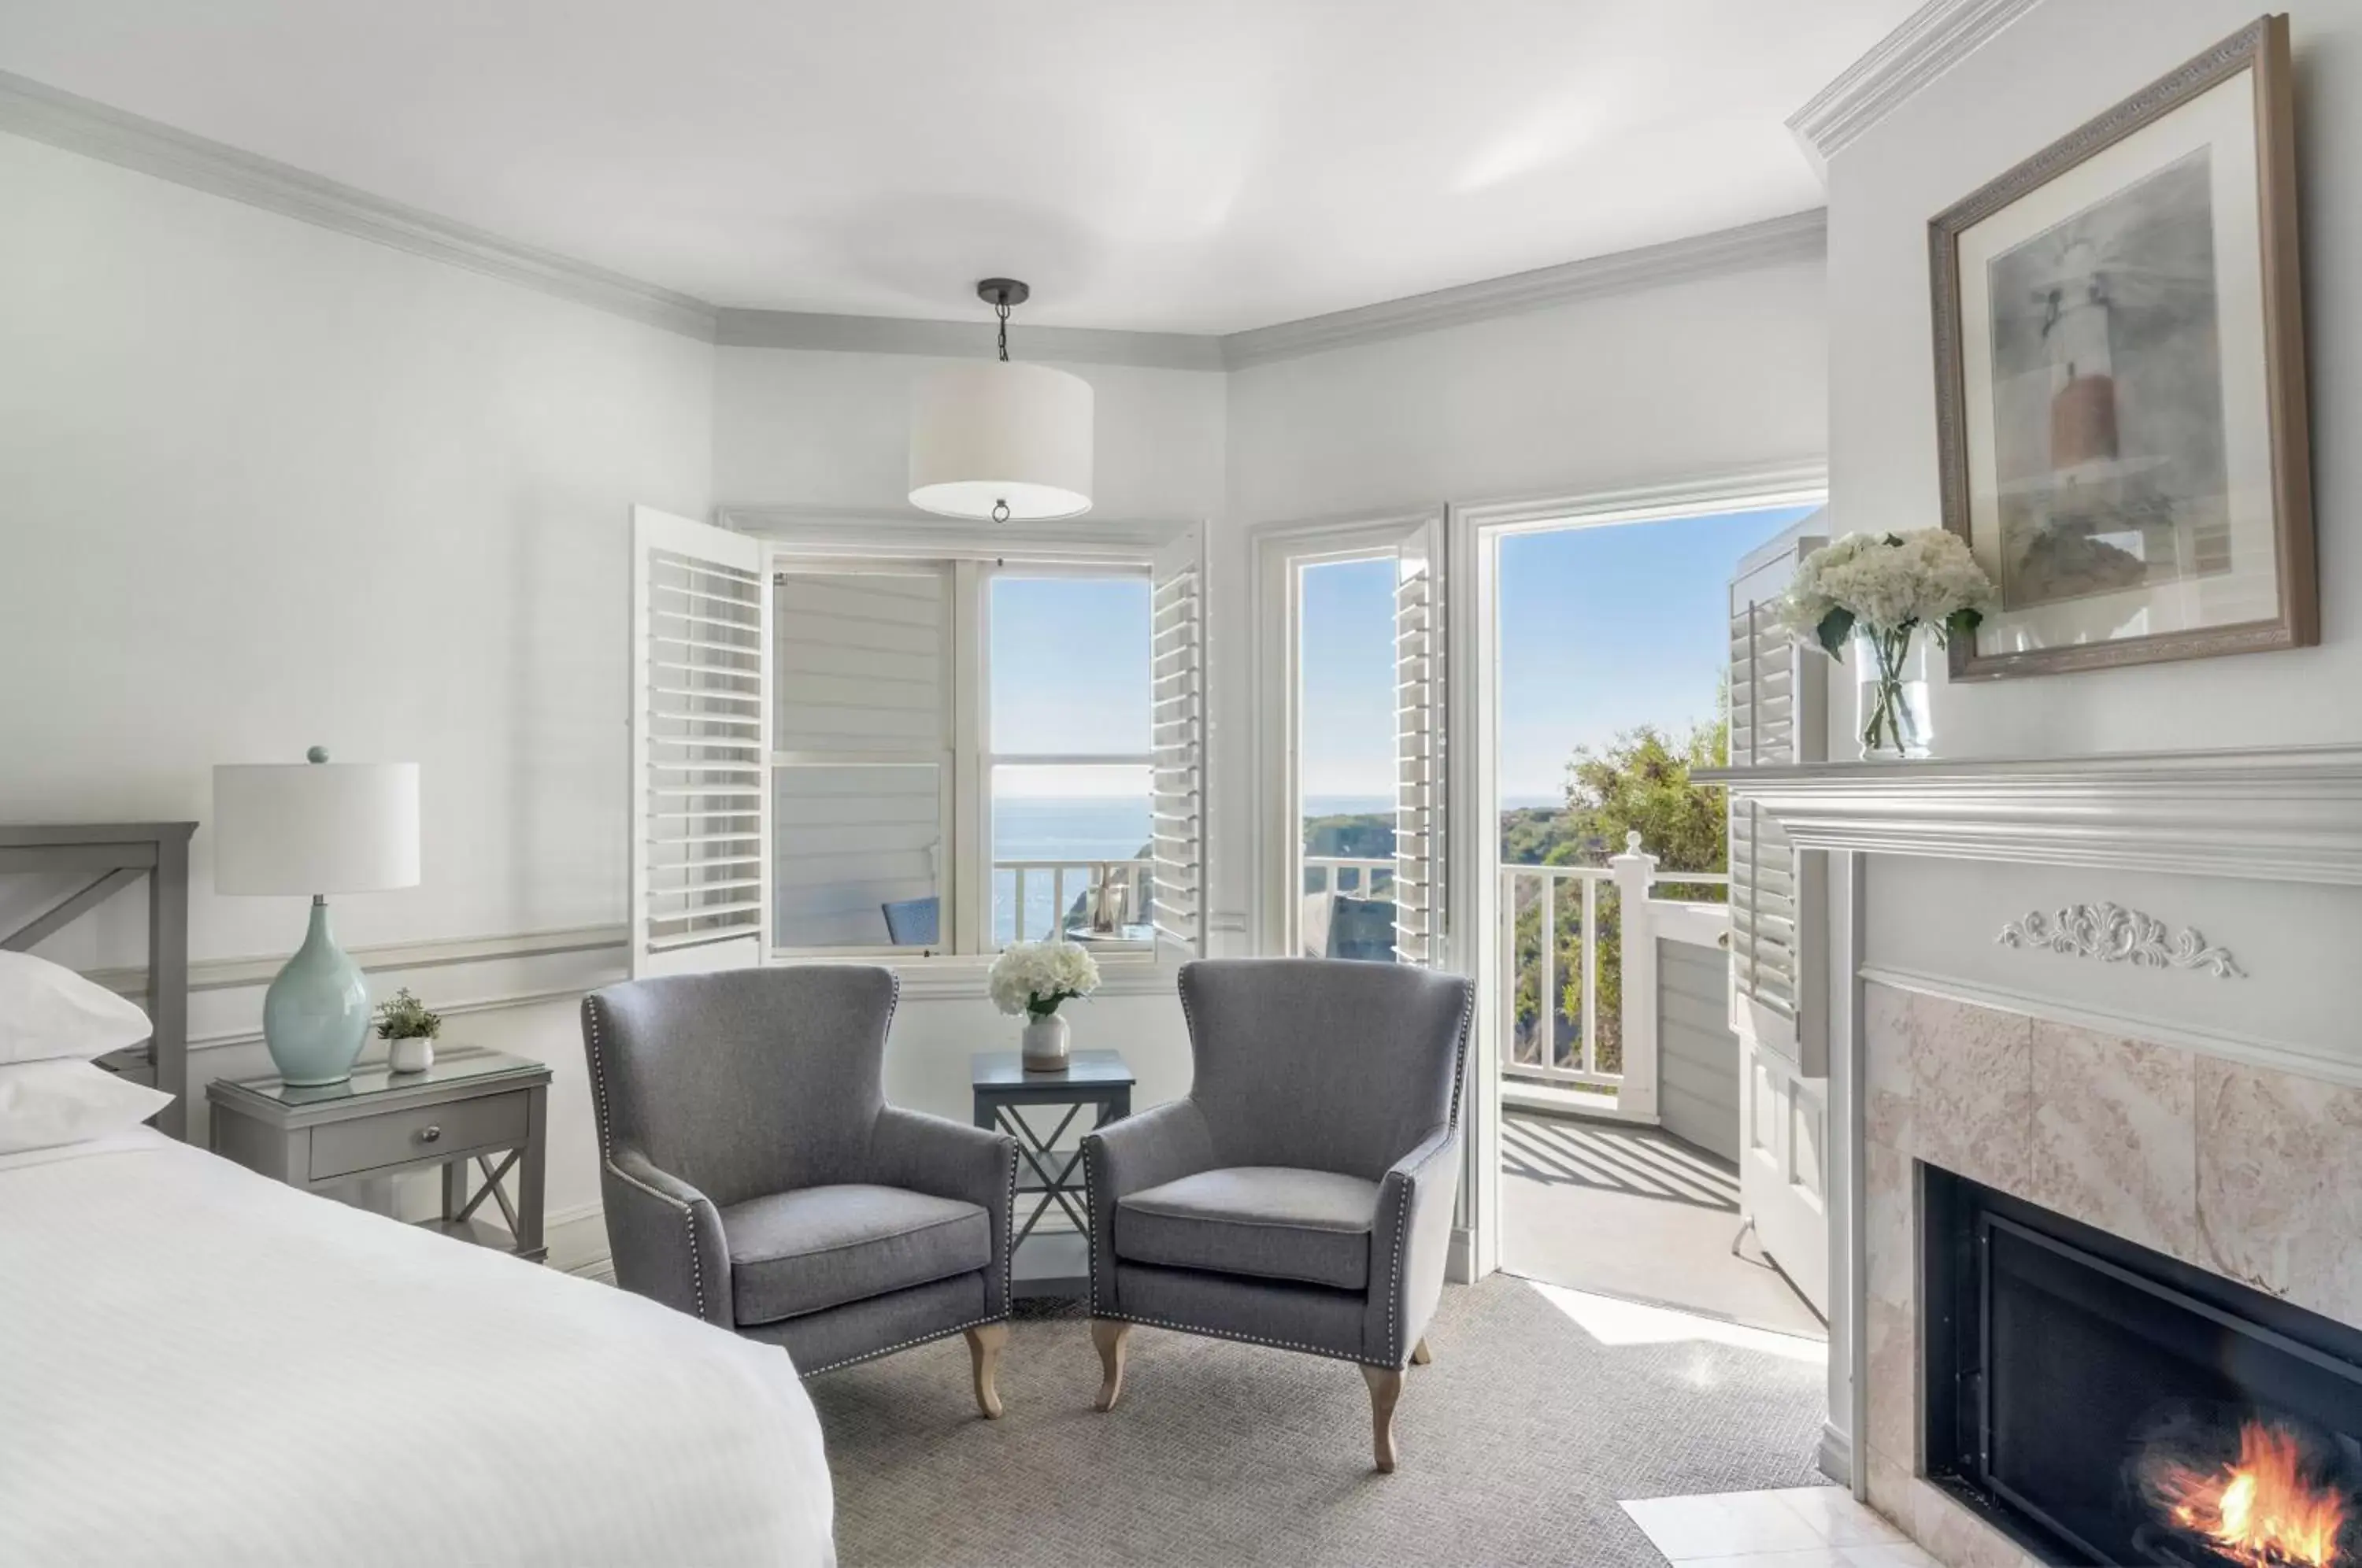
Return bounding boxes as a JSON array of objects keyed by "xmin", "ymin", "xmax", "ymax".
[{"xmin": 1929, "ymin": 13, "xmax": 2314, "ymax": 681}]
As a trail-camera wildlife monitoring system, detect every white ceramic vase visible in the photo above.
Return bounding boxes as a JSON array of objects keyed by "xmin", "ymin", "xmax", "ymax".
[
  {"xmin": 1020, "ymin": 1012, "xmax": 1071, "ymax": 1073},
  {"xmin": 387, "ymin": 1034, "xmax": 436, "ymax": 1074}
]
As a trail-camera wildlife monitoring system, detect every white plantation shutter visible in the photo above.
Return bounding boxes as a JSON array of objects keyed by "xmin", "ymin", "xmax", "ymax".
[
  {"xmin": 630, "ymin": 506, "xmax": 771, "ymax": 978},
  {"xmin": 1393, "ymin": 516, "xmax": 1445, "ymax": 967},
  {"xmin": 1727, "ymin": 524, "xmax": 1827, "ymax": 1068},
  {"xmin": 1150, "ymin": 527, "xmax": 1205, "ymax": 957}
]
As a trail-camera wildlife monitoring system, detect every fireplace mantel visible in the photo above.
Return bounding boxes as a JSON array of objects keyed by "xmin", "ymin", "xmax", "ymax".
[{"xmin": 1698, "ymin": 744, "xmax": 2362, "ymax": 887}]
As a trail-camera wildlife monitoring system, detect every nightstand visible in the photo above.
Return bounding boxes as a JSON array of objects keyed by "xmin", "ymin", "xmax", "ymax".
[
  {"xmin": 971, "ymin": 1048, "xmax": 1134, "ymax": 1300},
  {"xmin": 207, "ymin": 1048, "xmax": 550, "ymax": 1261}
]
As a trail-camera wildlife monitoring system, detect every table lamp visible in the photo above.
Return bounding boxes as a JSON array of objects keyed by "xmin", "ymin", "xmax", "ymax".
[{"xmin": 213, "ymin": 747, "xmax": 420, "ymax": 1085}]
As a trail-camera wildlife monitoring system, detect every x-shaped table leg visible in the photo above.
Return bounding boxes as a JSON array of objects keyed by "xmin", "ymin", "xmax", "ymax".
[
  {"xmin": 452, "ymin": 1148, "xmax": 522, "ymax": 1233},
  {"xmin": 996, "ymin": 1102, "xmax": 1090, "ymax": 1243}
]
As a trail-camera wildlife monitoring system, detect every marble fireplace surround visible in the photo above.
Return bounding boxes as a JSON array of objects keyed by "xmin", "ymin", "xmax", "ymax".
[
  {"xmin": 1706, "ymin": 745, "xmax": 2362, "ymax": 1568},
  {"xmin": 1857, "ymin": 979, "xmax": 2362, "ymax": 1568}
]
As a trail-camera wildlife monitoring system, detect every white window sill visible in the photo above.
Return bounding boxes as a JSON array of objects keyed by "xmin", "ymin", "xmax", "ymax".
[{"xmin": 764, "ymin": 950, "xmax": 1179, "ymax": 1002}]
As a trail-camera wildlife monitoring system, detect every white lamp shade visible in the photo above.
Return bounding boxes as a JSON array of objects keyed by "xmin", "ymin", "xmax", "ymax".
[
  {"xmin": 213, "ymin": 761, "xmax": 420, "ymax": 895},
  {"xmin": 909, "ymin": 361, "xmax": 1094, "ymax": 521}
]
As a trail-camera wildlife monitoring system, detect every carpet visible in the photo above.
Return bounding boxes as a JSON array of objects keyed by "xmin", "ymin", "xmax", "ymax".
[{"xmin": 807, "ymin": 1275, "xmax": 1829, "ymax": 1566}]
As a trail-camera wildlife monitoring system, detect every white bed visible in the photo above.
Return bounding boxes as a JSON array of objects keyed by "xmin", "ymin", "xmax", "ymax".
[{"xmin": 0, "ymin": 1129, "xmax": 836, "ymax": 1567}]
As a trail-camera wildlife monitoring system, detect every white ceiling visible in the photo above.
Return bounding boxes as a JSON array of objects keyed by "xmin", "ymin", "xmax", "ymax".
[{"xmin": 0, "ymin": 1, "xmax": 1915, "ymax": 335}]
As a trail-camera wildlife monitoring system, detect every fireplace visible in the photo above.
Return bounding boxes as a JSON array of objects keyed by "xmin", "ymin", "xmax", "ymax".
[{"xmin": 1921, "ymin": 1167, "xmax": 2362, "ymax": 1566}]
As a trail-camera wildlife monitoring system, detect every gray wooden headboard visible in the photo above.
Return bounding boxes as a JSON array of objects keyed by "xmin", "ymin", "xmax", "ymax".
[{"xmin": 0, "ymin": 823, "xmax": 196, "ymax": 1140}]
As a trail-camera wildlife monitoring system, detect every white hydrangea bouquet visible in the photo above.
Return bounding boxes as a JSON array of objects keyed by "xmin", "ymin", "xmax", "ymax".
[
  {"xmin": 988, "ymin": 940, "xmax": 1101, "ymax": 1071},
  {"xmin": 1777, "ymin": 530, "xmax": 1995, "ymax": 760}
]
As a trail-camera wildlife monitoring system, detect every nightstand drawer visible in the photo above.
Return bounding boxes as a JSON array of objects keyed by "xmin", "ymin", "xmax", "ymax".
[{"xmin": 309, "ymin": 1090, "xmax": 531, "ymax": 1181}]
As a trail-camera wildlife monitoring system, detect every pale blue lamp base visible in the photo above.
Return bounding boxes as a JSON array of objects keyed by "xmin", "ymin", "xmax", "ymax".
[{"xmin": 262, "ymin": 896, "xmax": 372, "ymax": 1086}]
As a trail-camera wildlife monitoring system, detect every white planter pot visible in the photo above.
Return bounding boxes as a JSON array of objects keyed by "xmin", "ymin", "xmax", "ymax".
[
  {"xmin": 388, "ymin": 1034, "xmax": 436, "ymax": 1074},
  {"xmin": 1020, "ymin": 1012, "xmax": 1071, "ymax": 1074}
]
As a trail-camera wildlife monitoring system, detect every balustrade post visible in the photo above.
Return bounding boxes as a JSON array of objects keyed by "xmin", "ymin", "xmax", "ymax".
[{"xmin": 1610, "ymin": 830, "xmax": 1661, "ymax": 1121}]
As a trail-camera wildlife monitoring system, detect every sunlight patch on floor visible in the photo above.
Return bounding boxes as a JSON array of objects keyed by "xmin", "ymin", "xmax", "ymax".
[{"xmin": 1530, "ymin": 1278, "xmax": 1829, "ymax": 1366}]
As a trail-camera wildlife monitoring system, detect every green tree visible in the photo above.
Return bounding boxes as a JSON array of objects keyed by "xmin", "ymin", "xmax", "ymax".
[{"xmin": 1508, "ymin": 715, "xmax": 1730, "ymax": 1078}]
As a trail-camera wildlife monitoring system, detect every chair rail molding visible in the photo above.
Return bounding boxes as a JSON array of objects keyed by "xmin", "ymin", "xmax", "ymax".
[
  {"xmin": 1786, "ymin": 0, "xmax": 2043, "ymax": 175},
  {"xmin": 1700, "ymin": 745, "xmax": 2362, "ymax": 886}
]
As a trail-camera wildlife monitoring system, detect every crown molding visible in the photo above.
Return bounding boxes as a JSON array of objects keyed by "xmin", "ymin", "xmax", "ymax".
[
  {"xmin": 1786, "ymin": 0, "xmax": 2043, "ymax": 176},
  {"xmin": 3, "ymin": 66, "xmax": 1827, "ymax": 365},
  {"xmin": 715, "ymin": 307, "xmax": 1224, "ymax": 371},
  {"xmin": 1701, "ymin": 745, "xmax": 2362, "ymax": 887},
  {"xmin": 1219, "ymin": 209, "xmax": 1827, "ymax": 368},
  {"xmin": 0, "ymin": 69, "xmax": 719, "ymax": 341}
]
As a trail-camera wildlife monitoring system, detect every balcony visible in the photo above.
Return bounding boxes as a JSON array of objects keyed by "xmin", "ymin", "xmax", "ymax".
[
  {"xmin": 995, "ymin": 857, "xmax": 1153, "ymax": 945},
  {"xmin": 1498, "ymin": 841, "xmax": 1729, "ymax": 1113}
]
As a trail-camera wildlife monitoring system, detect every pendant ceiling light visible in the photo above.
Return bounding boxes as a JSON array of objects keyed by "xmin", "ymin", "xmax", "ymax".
[{"xmin": 909, "ymin": 279, "xmax": 1094, "ymax": 523}]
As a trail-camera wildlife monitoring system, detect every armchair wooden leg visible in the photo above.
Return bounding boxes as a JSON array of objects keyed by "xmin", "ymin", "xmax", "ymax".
[
  {"xmin": 1091, "ymin": 1318, "xmax": 1131, "ymax": 1411},
  {"xmin": 964, "ymin": 1323, "xmax": 1009, "ymax": 1420},
  {"xmin": 1362, "ymin": 1364, "xmax": 1404, "ymax": 1473},
  {"xmin": 1410, "ymin": 1337, "xmax": 1431, "ymax": 1366}
]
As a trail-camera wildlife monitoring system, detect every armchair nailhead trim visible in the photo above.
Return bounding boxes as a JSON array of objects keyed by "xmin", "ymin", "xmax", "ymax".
[
  {"xmin": 584, "ymin": 993, "xmax": 712, "ymax": 1326},
  {"xmin": 1094, "ymin": 1311, "xmax": 1390, "ymax": 1368},
  {"xmin": 582, "ymin": 997, "xmax": 614, "ymax": 1163},
  {"xmin": 797, "ymin": 1311, "xmax": 1008, "ymax": 1378},
  {"xmin": 602, "ymin": 1156, "xmax": 710, "ymax": 1325}
]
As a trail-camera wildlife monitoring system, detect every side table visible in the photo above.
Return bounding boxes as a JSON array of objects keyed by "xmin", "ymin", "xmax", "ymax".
[
  {"xmin": 971, "ymin": 1049, "xmax": 1134, "ymax": 1300},
  {"xmin": 207, "ymin": 1048, "xmax": 550, "ymax": 1262}
]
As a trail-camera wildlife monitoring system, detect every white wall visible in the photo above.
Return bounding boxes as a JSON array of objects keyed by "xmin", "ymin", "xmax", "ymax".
[
  {"xmin": 1825, "ymin": 0, "xmax": 2362, "ymax": 757},
  {"xmin": 0, "ymin": 131, "xmax": 715, "ymax": 1245}
]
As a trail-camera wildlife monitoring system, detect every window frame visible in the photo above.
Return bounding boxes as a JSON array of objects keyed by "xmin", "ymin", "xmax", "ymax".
[
  {"xmin": 747, "ymin": 514, "xmax": 1199, "ymax": 982},
  {"xmin": 768, "ymin": 555, "xmax": 958, "ymax": 960},
  {"xmin": 1247, "ymin": 512, "xmax": 1443, "ymax": 961},
  {"xmin": 979, "ymin": 561, "xmax": 1158, "ymax": 959}
]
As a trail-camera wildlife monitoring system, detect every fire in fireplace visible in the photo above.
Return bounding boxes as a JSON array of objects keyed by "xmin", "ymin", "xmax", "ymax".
[
  {"xmin": 2142, "ymin": 1417, "xmax": 2351, "ymax": 1566},
  {"xmin": 1920, "ymin": 1169, "xmax": 2362, "ymax": 1566}
]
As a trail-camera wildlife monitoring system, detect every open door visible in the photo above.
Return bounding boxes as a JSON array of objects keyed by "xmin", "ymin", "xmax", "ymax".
[
  {"xmin": 1150, "ymin": 525, "xmax": 1205, "ymax": 960},
  {"xmin": 629, "ymin": 505, "xmax": 771, "ymax": 978},
  {"xmin": 1392, "ymin": 516, "xmax": 1445, "ymax": 967},
  {"xmin": 1727, "ymin": 522, "xmax": 1830, "ymax": 1315}
]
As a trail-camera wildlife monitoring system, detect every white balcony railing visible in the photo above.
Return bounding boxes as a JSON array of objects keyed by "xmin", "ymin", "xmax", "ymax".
[
  {"xmin": 1304, "ymin": 855, "xmax": 1394, "ymax": 898},
  {"xmin": 1500, "ymin": 834, "xmax": 1729, "ymax": 1115},
  {"xmin": 997, "ymin": 858, "xmax": 1153, "ymax": 945}
]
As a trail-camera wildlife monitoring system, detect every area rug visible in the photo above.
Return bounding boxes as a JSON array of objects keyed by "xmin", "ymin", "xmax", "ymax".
[{"xmin": 807, "ymin": 1274, "xmax": 1828, "ymax": 1566}]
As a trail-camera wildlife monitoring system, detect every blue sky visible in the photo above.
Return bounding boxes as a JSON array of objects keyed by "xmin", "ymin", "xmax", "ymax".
[
  {"xmin": 1302, "ymin": 505, "xmax": 1815, "ymax": 804},
  {"xmin": 985, "ymin": 506, "xmax": 1813, "ymax": 805},
  {"xmin": 990, "ymin": 574, "xmax": 1151, "ymax": 796}
]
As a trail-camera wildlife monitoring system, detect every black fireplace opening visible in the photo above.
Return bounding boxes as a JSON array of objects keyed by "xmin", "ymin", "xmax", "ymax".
[{"xmin": 1921, "ymin": 1167, "xmax": 2362, "ymax": 1567}]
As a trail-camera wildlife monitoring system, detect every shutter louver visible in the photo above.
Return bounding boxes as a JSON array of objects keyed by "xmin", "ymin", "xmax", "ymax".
[
  {"xmin": 631, "ymin": 507, "xmax": 770, "ymax": 978},
  {"xmin": 1727, "ymin": 526, "xmax": 1827, "ymax": 1067},
  {"xmin": 1150, "ymin": 527, "xmax": 1204, "ymax": 957},
  {"xmin": 1393, "ymin": 518, "xmax": 1445, "ymax": 967}
]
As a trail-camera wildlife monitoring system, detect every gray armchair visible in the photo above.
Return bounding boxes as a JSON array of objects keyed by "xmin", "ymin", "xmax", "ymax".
[
  {"xmin": 1083, "ymin": 958, "xmax": 1474, "ymax": 1470},
  {"xmin": 582, "ymin": 966, "xmax": 1020, "ymax": 1417}
]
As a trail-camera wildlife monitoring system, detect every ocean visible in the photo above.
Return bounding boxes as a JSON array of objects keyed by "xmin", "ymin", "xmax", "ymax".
[{"xmin": 990, "ymin": 793, "xmax": 1561, "ymax": 941}]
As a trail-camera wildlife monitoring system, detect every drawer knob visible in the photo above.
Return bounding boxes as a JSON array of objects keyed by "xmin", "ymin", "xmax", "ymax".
[{"xmin": 417, "ymin": 1124, "xmax": 442, "ymax": 1144}]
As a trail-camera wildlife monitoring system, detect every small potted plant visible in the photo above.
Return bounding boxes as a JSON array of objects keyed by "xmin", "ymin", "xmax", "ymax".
[
  {"xmin": 1779, "ymin": 528, "xmax": 1994, "ymax": 760},
  {"xmin": 374, "ymin": 986, "xmax": 442, "ymax": 1074},
  {"xmin": 988, "ymin": 940, "xmax": 1101, "ymax": 1073}
]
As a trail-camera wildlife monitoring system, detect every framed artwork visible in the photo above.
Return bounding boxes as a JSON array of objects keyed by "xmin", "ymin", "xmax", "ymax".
[{"xmin": 1930, "ymin": 13, "xmax": 2314, "ymax": 680}]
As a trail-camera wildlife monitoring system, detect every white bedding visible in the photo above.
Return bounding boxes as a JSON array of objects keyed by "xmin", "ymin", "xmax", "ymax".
[{"xmin": 0, "ymin": 1130, "xmax": 835, "ymax": 1567}]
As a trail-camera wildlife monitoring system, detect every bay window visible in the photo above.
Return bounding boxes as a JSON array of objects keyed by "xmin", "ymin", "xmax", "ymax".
[{"xmin": 627, "ymin": 507, "xmax": 1202, "ymax": 979}]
